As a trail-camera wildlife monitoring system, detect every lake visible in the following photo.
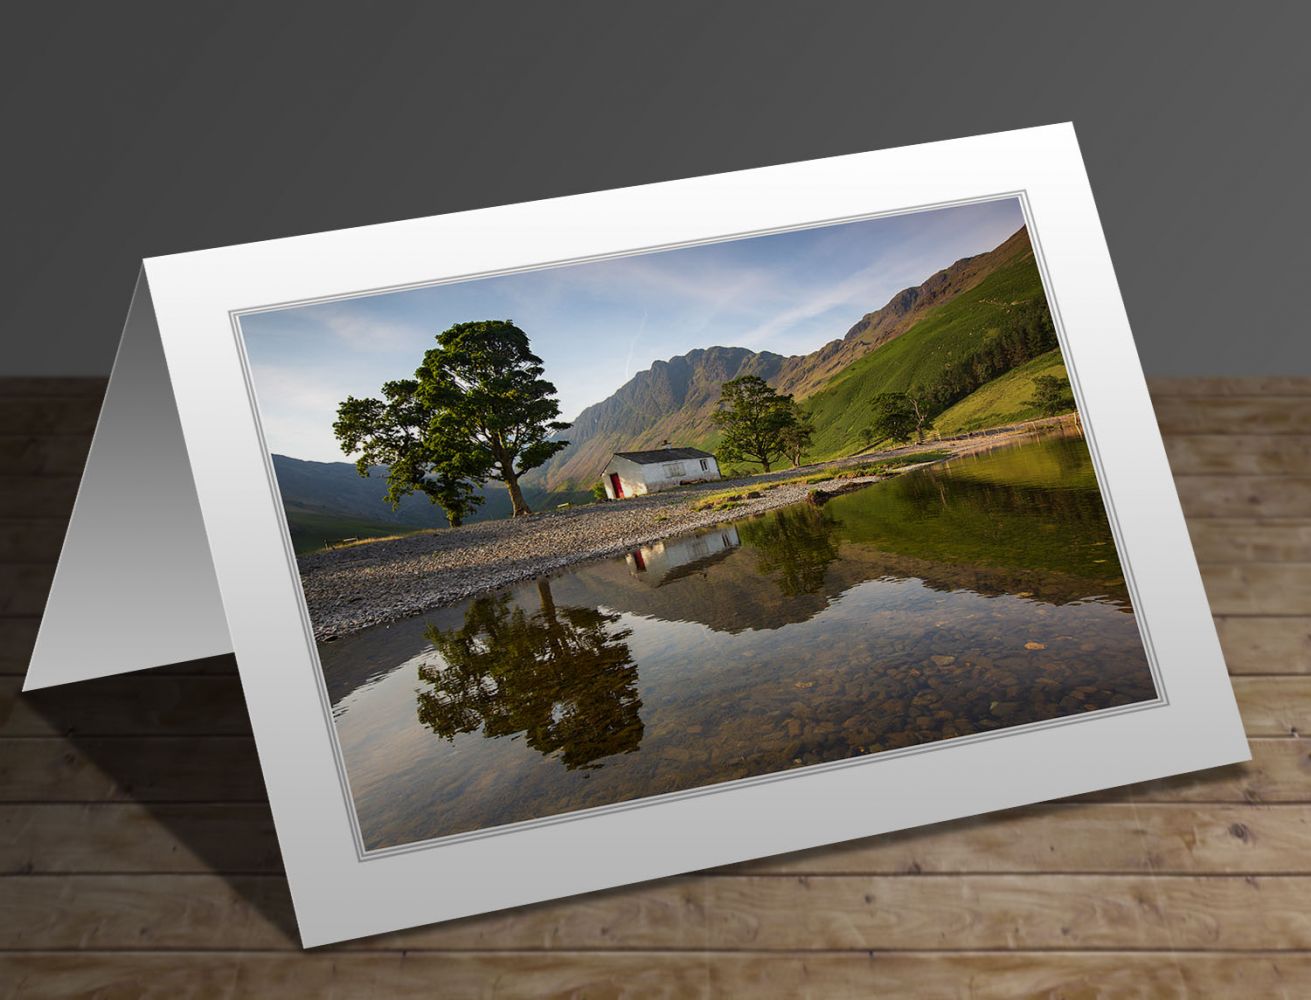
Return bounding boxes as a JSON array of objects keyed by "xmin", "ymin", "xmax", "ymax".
[{"xmin": 320, "ymin": 431, "xmax": 1157, "ymax": 850}]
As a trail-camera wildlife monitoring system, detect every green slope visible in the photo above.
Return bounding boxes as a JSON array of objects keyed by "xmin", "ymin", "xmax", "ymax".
[
  {"xmin": 933, "ymin": 350, "xmax": 1070, "ymax": 435},
  {"xmin": 285, "ymin": 509, "xmax": 419, "ymax": 555},
  {"xmin": 800, "ymin": 252, "xmax": 1049, "ymax": 458}
]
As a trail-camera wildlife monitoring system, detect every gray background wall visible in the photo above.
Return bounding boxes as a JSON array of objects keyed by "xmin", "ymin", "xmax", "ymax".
[{"xmin": 5, "ymin": 2, "xmax": 1308, "ymax": 377}]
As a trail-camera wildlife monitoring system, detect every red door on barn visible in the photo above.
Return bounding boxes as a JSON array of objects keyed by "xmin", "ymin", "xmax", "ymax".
[{"xmin": 609, "ymin": 473, "xmax": 624, "ymax": 498}]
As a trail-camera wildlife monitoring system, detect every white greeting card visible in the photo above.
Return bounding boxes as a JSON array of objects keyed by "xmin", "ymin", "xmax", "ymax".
[{"xmin": 27, "ymin": 124, "xmax": 1246, "ymax": 947}]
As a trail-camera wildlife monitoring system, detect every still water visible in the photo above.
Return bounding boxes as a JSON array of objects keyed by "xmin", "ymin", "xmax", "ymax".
[{"xmin": 321, "ymin": 432, "xmax": 1156, "ymax": 849}]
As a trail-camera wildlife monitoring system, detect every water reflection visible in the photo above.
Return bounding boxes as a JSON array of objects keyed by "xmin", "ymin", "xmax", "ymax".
[
  {"xmin": 321, "ymin": 431, "xmax": 1158, "ymax": 849},
  {"xmin": 417, "ymin": 579, "xmax": 643, "ymax": 770},
  {"xmin": 625, "ymin": 527, "xmax": 741, "ymax": 585},
  {"xmin": 738, "ymin": 503, "xmax": 841, "ymax": 597}
]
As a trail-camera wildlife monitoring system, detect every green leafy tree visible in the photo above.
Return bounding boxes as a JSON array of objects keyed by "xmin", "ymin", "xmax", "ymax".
[
  {"xmin": 336, "ymin": 320, "xmax": 570, "ymax": 520},
  {"xmin": 1028, "ymin": 374, "xmax": 1075, "ymax": 417},
  {"xmin": 779, "ymin": 405, "xmax": 815, "ymax": 468},
  {"xmin": 869, "ymin": 393, "xmax": 917, "ymax": 445},
  {"xmin": 859, "ymin": 426, "xmax": 874, "ymax": 451},
  {"xmin": 334, "ymin": 380, "xmax": 482, "ymax": 527},
  {"xmin": 712, "ymin": 375, "xmax": 796, "ymax": 473}
]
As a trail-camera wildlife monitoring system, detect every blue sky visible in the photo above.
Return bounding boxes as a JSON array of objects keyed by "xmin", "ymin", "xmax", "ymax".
[{"xmin": 242, "ymin": 197, "xmax": 1024, "ymax": 462}]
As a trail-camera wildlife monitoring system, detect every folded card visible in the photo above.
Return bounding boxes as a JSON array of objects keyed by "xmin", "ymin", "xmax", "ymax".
[{"xmin": 27, "ymin": 124, "xmax": 1247, "ymax": 947}]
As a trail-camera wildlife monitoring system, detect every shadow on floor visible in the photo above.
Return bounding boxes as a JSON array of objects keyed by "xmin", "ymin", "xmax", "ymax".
[{"xmin": 21, "ymin": 653, "xmax": 301, "ymax": 945}]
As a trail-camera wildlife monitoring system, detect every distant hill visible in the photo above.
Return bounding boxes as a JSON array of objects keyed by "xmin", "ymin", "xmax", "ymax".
[
  {"xmin": 272, "ymin": 455, "xmax": 587, "ymax": 554},
  {"xmin": 533, "ymin": 226, "xmax": 1042, "ymax": 489}
]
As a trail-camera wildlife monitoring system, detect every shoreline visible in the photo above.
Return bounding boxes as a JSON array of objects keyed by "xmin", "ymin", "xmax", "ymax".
[{"xmin": 299, "ymin": 416, "xmax": 1079, "ymax": 641}]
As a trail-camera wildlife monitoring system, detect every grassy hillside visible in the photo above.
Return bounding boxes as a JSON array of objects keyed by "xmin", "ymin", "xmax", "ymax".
[
  {"xmin": 285, "ymin": 509, "xmax": 418, "ymax": 555},
  {"xmin": 799, "ymin": 251, "xmax": 1048, "ymax": 458},
  {"xmin": 933, "ymin": 350, "xmax": 1070, "ymax": 435}
]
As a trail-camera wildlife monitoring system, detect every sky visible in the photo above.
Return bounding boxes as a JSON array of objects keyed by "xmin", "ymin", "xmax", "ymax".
[{"xmin": 241, "ymin": 197, "xmax": 1025, "ymax": 462}]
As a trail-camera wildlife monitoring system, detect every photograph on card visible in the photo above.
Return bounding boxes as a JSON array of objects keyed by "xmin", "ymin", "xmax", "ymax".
[{"xmin": 237, "ymin": 196, "xmax": 1157, "ymax": 851}]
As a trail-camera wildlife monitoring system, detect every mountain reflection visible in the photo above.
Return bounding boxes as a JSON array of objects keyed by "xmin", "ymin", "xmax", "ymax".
[
  {"xmin": 416, "ymin": 579, "xmax": 643, "ymax": 770},
  {"xmin": 738, "ymin": 503, "xmax": 841, "ymax": 597}
]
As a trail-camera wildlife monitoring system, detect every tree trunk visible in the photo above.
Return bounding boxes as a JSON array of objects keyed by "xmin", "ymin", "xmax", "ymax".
[
  {"xmin": 761, "ymin": 458, "xmax": 772, "ymax": 473},
  {"xmin": 503, "ymin": 468, "xmax": 533, "ymax": 516}
]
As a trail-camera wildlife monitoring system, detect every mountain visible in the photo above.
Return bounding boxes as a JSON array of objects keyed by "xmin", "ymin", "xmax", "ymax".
[
  {"xmin": 797, "ymin": 237, "xmax": 1049, "ymax": 457},
  {"xmin": 272, "ymin": 455, "xmax": 587, "ymax": 554},
  {"xmin": 534, "ymin": 226, "xmax": 1036, "ymax": 490},
  {"xmin": 534, "ymin": 346, "xmax": 787, "ymax": 491},
  {"xmin": 771, "ymin": 226, "xmax": 1035, "ymax": 398}
]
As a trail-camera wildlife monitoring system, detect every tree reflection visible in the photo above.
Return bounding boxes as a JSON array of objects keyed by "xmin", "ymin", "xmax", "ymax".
[
  {"xmin": 416, "ymin": 579, "xmax": 643, "ymax": 770},
  {"xmin": 738, "ymin": 503, "xmax": 841, "ymax": 597}
]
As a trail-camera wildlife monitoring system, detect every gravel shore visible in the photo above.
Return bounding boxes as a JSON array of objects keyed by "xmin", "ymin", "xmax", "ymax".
[{"xmin": 298, "ymin": 421, "xmax": 1073, "ymax": 640}]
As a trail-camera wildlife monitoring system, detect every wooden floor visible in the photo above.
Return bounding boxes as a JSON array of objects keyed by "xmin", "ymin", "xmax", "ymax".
[{"xmin": 1, "ymin": 377, "xmax": 1309, "ymax": 998}]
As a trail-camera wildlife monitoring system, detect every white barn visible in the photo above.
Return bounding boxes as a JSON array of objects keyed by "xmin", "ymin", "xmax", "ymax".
[{"xmin": 602, "ymin": 447, "xmax": 720, "ymax": 499}]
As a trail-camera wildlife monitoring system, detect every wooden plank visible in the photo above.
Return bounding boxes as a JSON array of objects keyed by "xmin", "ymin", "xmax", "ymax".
[
  {"xmin": 0, "ymin": 478, "xmax": 78, "ymax": 519},
  {"xmin": 732, "ymin": 803, "xmax": 1311, "ymax": 876},
  {"xmin": 1188, "ymin": 521, "xmax": 1311, "ymax": 563},
  {"xmin": 0, "ymin": 377, "xmax": 106, "ymax": 398},
  {"xmin": 699, "ymin": 874, "xmax": 1311, "ymax": 952},
  {"xmin": 0, "ymin": 397, "xmax": 102, "ymax": 436},
  {"xmin": 0, "ymin": 738, "xmax": 267, "ymax": 802},
  {"xmin": 0, "ymin": 564, "xmax": 55, "ymax": 616},
  {"xmin": 0, "ymin": 803, "xmax": 282, "ymax": 875},
  {"xmin": 1201, "ymin": 564, "xmax": 1311, "ymax": 616},
  {"xmin": 1148, "ymin": 376, "xmax": 1311, "ymax": 397},
  {"xmin": 2, "ymin": 672, "xmax": 1296, "ymax": 740},
  {"xmin": 5, "ymin": 952, "xmax": 1308, "ymax": 1000},
  {"xmin": 0, "ymin": 736, "xmax": 1304, "ymax": 806},
  {"xmin": 3, "ymin": 873, "xmax": 1311, "ymax": 951},
  {"xmin": 0, "ymin": 520, "xmax": 67, "ymax": 563},
  {"xmin": 0, "ymin": 435, "xmax": 90, "ymax": 478},
  {"xmin": 1165, "ymin": 434, "xmax": 1311, "ymax": 475},
  {"xmin": 1217, "ymin": 617, "xmax": 1311, "ymax": 674},
  {"xmin": 1233, "ymin": 677, "xmax": 1311, "ymax": 736},
  {"xmin": 0, "ymin": 433, "xmax": 81, "ymax": 477},
  {"xmin": 0, "ymin": 618, "xmax": 39, "ymax": 675},
  {"xmin": 1084, "ymin": 738, "xmax": 1311, "ymax": 804},
  {"xmin": 8, "ymin": 801, "xmax": 1308, "ymax": 878},
  {"xmin": 711, "ymin": 952, "xmax": 1311, "ymax": 998},
  {"xmin": 1177, "ymin": 476, "xmax": 1311, "ymax": 519},
  {"xmin": 1153, "ymin": 396, "xmax": 1311, "ymax": 435},
  {"xmin": 1, "ymin": 675, "xmax": 250, "ymax": 737}
]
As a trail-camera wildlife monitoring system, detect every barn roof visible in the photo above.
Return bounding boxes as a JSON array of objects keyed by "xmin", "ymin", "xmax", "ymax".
[{"xmin": 612, "ymin": 447, "xmax": 715, "ymax": 465}]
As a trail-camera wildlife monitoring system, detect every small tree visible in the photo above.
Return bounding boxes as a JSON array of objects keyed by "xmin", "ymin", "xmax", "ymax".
[
  {"xmin": 1028, "ymin": 375, "xmax": 1074, "ymax": 417},
  {"xmin": 907, "ymin": 395, "xmax": 934, "ymax": 444},
  {"xmin": 779, "ymin": 405, "xmax": 815, "ymax": 468},
  {"xmin": 336, "ymin": 320, "xmax": 571, "ymax": 521},
  {"xmin": 859, "ymin": 426, "xmax": 874, "ymax": 451},
  {"xmin": 591, "ymin": 481, "xmax": 608, "ymax": 502},
  {"xmin": 712, "ymin": 375, "xmax": 796, "ymax": 474},
  {"xmin": 869, "ymin": 393, "xmax": 918, "ymax": 445}
]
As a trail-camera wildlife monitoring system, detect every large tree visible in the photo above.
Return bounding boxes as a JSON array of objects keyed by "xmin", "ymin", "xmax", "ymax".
[
  {"xmin": 335, "ymin": 320, "xmax": 570, "ymax": 520},
  {"xmin": 712, "ymin": 375, "xmax": 796, "ymax": 474}
]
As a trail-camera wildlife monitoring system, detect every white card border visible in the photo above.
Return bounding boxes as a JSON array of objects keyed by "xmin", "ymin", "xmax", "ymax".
[{"xmin": 143, "ymin": 124, "xmax": 1247, "ymax": 947}]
